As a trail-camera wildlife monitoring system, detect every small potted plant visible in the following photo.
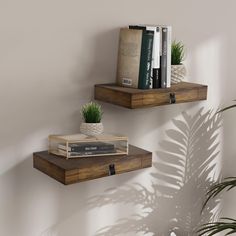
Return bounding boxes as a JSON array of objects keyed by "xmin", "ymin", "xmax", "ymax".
[
  {"xmin": 171, "ymin": 40, "xmax": 186, "ymax": 84},
  {"xmin": 80, "ymin": 101, "xmax": 103, "ymax": 136}
]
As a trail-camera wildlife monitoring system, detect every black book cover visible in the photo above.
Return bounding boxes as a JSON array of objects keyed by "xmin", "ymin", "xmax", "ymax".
[
  {"xmin": 59, "ymin": 142, "xmax": 115, "ymax": 152},
  {"xmin": 153, "ymin": 68, "xmax": 161, "ymax": 88},
  {"xmin": 68, "ymin": 149, "xmax": 117, "ymax": 157}
]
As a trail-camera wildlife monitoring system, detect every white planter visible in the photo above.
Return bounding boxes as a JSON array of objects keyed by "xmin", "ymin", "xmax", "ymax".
[
  {"xmin": 80, "ymin": 122, "xmax": 104, "ymax": 136},
  {"xmin": 171, "ymin": 64, "xmax": 187, "ymax": 84}
]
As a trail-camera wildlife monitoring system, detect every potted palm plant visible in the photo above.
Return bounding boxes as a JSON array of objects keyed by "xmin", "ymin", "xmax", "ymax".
[
  {"xmin": 198, "ymin": 101, "xmax": 236, "ymax": 236},
  {"xmin": 80, "ymin": 101, "xmax": 103, "ymax": 136},
  {"xmin": 171, "ymin": 40, "xmax": 186, "ymax": 84}
]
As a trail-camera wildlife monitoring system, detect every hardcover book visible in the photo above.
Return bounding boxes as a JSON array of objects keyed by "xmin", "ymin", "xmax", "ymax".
[
  {"xmin": 166, "ymin": 26, "xmax": 172, "ymax": 88},
  {"xmin": 48, "ymin": 133, "xmax": 128, "ymax": 159},
  {"xmin": 152, "ymin": 26, "xmax": 161, "ymax": 89},
  {"xmin": 138, "ymin": 30, "xmax": 154, "ymax": 89},
  {"xmin": 161, "ymin": 27, "xmax": 167, "ymax": 88},
  {"xmin": 58, "ymin": 142, "xmax": 115, "ymax": 152},
  {"xmin": 129, "ymin": 25, "xmax": 161, "ymax": 89},
  {"xmin": 116, "ymin": 28, "xmax": 143, "ymax": 88},
  {"xmin": 160, "ymin": 26, "xmax": 171, "ymax": 88},
  {"xmin": 58, "ymin": 149, "xmax": 116, "ymax": 158}
]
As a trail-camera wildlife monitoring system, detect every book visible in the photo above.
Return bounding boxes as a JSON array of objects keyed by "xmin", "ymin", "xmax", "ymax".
[
  {"xmin": 58, "ymin": 142, "xmax": 115, "ymax": 152},
  {"xmin": 116, "ymin": 28, "xmax": 154, "ymax": 89},
  {"xmin": 49, "ymin": 133, "xmax": 128, "ymax": 159},
  {"xmin": 116, "ymin": 28, "xmax": 143, "ymax": 88},
  {"xmin": 160, "ymin": 26, "xmax": 171, "ymax": 88},
  {"xmin": 129, "ymin": 25, "xmax": 161, "ymax": 89},
  {"xmin": 161, "ymin": 27, "xmax": 167, "ymax": 88},
  {"xmin": 58, "ymin": 148, "xmax": 117, "ymax": 158},
  {"xmin": 166, "ymin": 26, "xmax": 172, "ymax": 88},
  {"xmin": 138, "ymin": 30, "xmax": 154, "ymax": 89}
]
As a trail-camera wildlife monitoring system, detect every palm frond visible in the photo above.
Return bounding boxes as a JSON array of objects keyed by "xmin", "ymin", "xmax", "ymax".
[
  {"xmin": 217, "ymin": 99, "xmax": 236, "ymax": 113},
  {"xmin": 197, "ymin": 218, "xmax": 236, "ymax": 236},
  {"xmin": 202, "ymin": 177, "xmax": 236, "ymax": 210},
  {"xmin": 217, "ymin": 104, "xmax": 236, "ymax": 113},
  {"xmin": 87, "ymin": 108, "xmax": 221, "ymax": 236}
]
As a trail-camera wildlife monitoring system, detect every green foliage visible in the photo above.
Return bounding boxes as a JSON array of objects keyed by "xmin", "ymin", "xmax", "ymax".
[
  {"xmin": 81, "ymin": 101, "xmax": 103, "ymax": 123},
  {"xmin": 171, "ymin": 41, "xmax": 185, "ymax": 65},
  {"xmin": 197, "ymin": 218, "xmax": 236, "ymax": 236},
  {"xmin": 217, "ymin": 100, "xmax": 236, "ymax": 113},
  {"xmin": 199, "ymin": 100, "xmax": 236, "ymax": 235},
  {"xmin": 202, "ymin": 177, "xmax": 236, "ymax": 210}
]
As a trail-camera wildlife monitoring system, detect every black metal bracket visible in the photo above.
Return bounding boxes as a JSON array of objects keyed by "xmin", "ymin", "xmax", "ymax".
[
  {"xmin": 109, "ymin": 164, "xmax": 116, "ymax": 175},
  {"xmin": 170, "ymin": 93, "xmax": 176, "ymax": 104}
]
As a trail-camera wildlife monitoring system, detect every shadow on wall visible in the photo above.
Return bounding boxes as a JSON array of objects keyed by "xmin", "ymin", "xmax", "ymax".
[{"xmin": 88, "ymin": 108, "xmax": 222, "ymax": 236}]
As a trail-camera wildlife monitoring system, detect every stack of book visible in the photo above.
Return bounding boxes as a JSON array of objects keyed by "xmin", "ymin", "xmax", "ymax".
[
  {"xmin": 58, "ymin": 142, "xmax": 116, "ymax": 157},
  {"xmin": 48, "ymin": 133, "xmax": 128, "ymax": 159},
  {"xmin": 116, "ymin": 25, "xmax": 172, "ymax": 90}
]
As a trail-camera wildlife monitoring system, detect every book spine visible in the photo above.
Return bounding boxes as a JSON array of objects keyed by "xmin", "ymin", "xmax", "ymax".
[
  {"xmin": 161, "ymin": 27, "xmax": 167, "ymax": 88},
  {"xmin": 152, "ymin": 68, "xmax": 161, "ymax": 88},
  {"xmin": 72, "ymin": 146, "xmax": 114, "ymax": 152},
  {"xmin": 58, "ymin": 144, "xmax": 115, "ymax": 152},
  {"xmin": 138, "ymin": 30, "xmax": 154, "ymax": 89},
  {"xmin": 152, "ymin": 27, "xmax": 161, "ymax": 88},
  {"xmin": 68, "ymin": 150, "xmax": 117, "ymax": 158},
  {"xmin": 71, "ymin": 146, "xmax": 95, "ymax": 152},
  {"xmin": 166, "ymin": 26, "xmax": 172, "ymax": 88}
]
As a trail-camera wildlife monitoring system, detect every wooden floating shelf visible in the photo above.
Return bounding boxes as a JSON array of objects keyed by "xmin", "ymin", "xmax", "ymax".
[
  {"xmin": 94, "ymin": 82, "xmax": 208, "ymax": 109},
  {"xmin": 33, "ymin": 145, "xmax": 152, "ymax": 185}
]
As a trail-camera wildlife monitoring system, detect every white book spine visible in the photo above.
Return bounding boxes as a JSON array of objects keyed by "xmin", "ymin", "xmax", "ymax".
[
  {"xmin": 166, "ymin": 26, "xmax": 172, "ymax": 88},
  {"xmin": 146, "ymin": 26, "xmax": 160, "ymax": 70},
  {"xmin": 159, "ymin": 26, "xmax": 162, "ymax": 56},
  {"xmin": 153, "ymin": 28, "xmax": 160, "ymax": 69},
  {"xmin": 146, "ymin": 26, "xmax": 156, "ymax": 68},
  {"xmin": 145, "ymin": 26, "xmax": 161, "ymax": 88},
  {"xmin": 145, "ymin": 26, "xmax": 156, "ymax": 88}
]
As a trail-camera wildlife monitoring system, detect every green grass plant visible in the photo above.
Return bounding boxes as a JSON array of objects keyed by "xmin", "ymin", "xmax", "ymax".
[
  {"xmin": 81, "ymin": 102, "xmax": 103, "ymax": 123},
  {"xmin": 171, "ymin": 41, "xmax": 185, "ymax": 65}
]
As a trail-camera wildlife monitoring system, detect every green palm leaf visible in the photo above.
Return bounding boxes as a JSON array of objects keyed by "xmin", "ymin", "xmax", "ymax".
[
  {"xmin": 217, "ymin": 104, "xmax": 236, "ymax": 113},
  {"xmin": 217, "ymin": 100, "xmax": 236, "ymax": 113},
  {"xmin": 202, "ymin": 177, "xmax": 236, "ymax": 210},
  {"xmin": 199, "ymin": 101, "xmax": 236, "ymax": 235},
  {"xmin": 197, "ymin": 218, "xmax": 236, "ymax": 236}
]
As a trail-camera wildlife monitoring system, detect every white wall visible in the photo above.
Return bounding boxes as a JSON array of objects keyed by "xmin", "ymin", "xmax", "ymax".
[{"xmin": 0, "ymin": 0, "xmax": 235, "ymax": 235}]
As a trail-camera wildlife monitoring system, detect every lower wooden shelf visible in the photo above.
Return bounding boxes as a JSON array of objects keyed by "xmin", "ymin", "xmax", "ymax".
[
  {"xmin": 94, "ymin": 82, "xmax": 208, "ymax": 109},
  {"xmin": 33, "ymin": 145, "xmax": 152, "ymax": 185}
]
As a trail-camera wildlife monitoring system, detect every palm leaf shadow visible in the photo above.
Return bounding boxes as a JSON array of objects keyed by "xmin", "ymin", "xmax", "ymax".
[{"xmin": 88, "ymin": 108, "xmax": 222, "ymax": 236}]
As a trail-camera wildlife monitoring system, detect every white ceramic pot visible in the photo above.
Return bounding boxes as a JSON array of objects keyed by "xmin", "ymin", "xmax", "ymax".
[
  {"xmin": 80, "ymin": 122, "xmax": 104, "ymax": 136},
  {"xmin": 171, "ymin": 64, "xmax": 187, "ymax": 84}
]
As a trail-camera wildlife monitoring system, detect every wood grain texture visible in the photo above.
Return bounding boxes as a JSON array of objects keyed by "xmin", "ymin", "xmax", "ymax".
[
  {"xmin": 33, "ymin": 145, "xmax": 152, "ymax": 185},
  {"xmin": 94, "ymin": 82, "xmax": 208, "ymax": 109}
]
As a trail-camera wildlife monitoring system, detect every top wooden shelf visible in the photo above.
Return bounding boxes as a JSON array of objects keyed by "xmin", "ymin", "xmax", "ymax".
[{"xmin": 94, "ymin": 82, "xmax": 207, "ymax": 109}]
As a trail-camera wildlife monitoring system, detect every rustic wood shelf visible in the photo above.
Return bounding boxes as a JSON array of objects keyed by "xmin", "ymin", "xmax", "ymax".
[
  {"xmin": 33, "ymin": 145, "xmax": 152, "ymax": 185},
  {"xmin": 94, "ymin": 82, "xmax": 207, "ymax": 109}
]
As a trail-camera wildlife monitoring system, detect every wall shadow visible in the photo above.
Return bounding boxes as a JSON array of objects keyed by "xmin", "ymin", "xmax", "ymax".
[
  {"xmin": 0, "ymin": 154, "xmax": 95, "ymax": 236},
  {"xmin": 88, "ymin": 108, "xmax": 222, "ymax": 236}
]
